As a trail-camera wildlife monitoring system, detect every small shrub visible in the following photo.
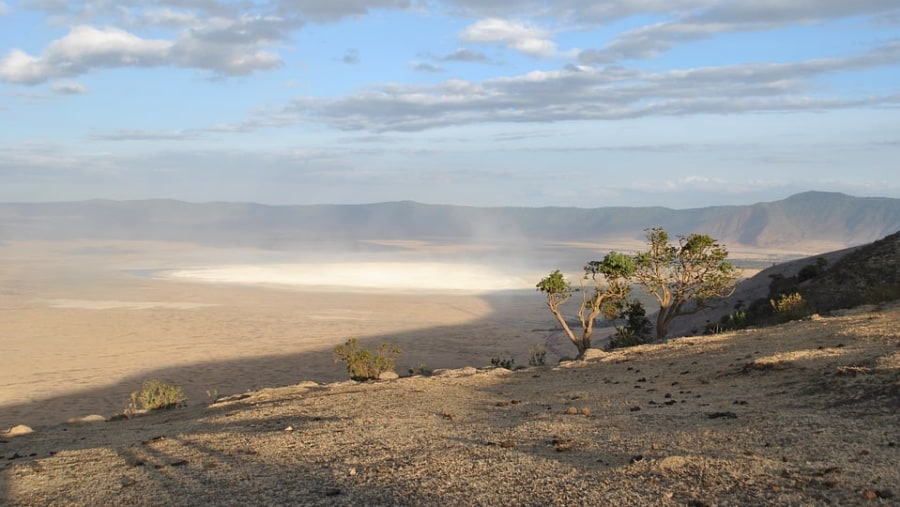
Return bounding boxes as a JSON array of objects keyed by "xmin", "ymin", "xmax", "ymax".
[
  {"xmin": 770, "ymin": 292, "xmax": 813, "ymax": 321},
  {"xmin": 864, "ymin": 284, "xmax": 900, "ymax": 305},
  {"xmin": 705, "ymin": 309, "xmax": 748, "ymax": 335},
  {"xmin": 407, "ymin": 363, "xmax": 431, "ymax": 376},
  {"xmin": 528, "ymin": 345, "xmax": 547, "ymax": 366},
  {"xmin": 333, "ymin": 338, "xmax": 401, "ymax": 381},
  {"xmin": 608, "ymin": 300, "xmax": 653, "ymax": 349},
  {"xmin": 128, "ymin": 380, "xmax": 186, "ymax": 413},
  {"xmin": 491, "ymin": 356, "xmax": 515, "ymax": 370}
]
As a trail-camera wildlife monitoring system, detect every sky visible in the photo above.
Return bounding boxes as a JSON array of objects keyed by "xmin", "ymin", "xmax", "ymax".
[{"xmin": 1, "ymin": 0, "xmax": 899, "ymax": 209}]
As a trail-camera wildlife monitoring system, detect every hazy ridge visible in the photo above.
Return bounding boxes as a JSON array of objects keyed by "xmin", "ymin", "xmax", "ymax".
[{"xmin": 1, "ymin": 191, "xmax": 898, "ymax": 254}]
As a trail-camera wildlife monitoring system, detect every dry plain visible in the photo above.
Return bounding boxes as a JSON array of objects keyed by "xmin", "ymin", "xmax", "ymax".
[{"xmin": 0, "ymin": 240, "xmax": 562, "ymax": 429}]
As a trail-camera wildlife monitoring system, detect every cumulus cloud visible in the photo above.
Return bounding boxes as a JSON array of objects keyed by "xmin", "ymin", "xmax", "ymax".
[
  {"xmin": 0, "ymin": 20, "xmax": 285, "ymax": 85},
  {"xmin": 5, "ymin": 1, "xmax": 417, "ymax": 84},
  {"xmin": 460, "ymin": 18, "xmax": 561, "ymax": 58},
  {"xmin": 412, "ymin": 62, "xmax": 443, "ymax": 73},
  {"xmin": 0, "ymin": 26, "xmax": 171, "ymax": 85}
]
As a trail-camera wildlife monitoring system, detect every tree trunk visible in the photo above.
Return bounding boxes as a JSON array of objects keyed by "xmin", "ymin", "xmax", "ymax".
[
  {"xmin": 549, "ymin": 307, "xmax": 582, "ymax": 356},
  {"xmin": 656, "ymin": 306, "xmax": 670, "ymax": 341}
]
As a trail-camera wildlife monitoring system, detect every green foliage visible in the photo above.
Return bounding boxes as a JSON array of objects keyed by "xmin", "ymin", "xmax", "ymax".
[
  {"xmin": 705, "ymin": 309, "xmax": 749, "ymax": 335},
  {"xmin": 537, "ymin": 252, "xmax": 635, "ymax": 358},
  {"xmin": 536, "ymin": 269, "xmax": 572, "ymax": 297},
  {"xmin": 333, "ymin": 338, "xmax": 402, "ymax": 381},
  {"xmin": 634, "ymin": 227, "xmax": 740, "ymax": 340},
  {"xmin": 770, "ymin": 292, "xmax": 813, "ymax": 321},
  {"xmin": 491, "ymin": 356, "xmax": 516, "ymax": 370},
  {"xmin": 528, "ymin": 345, "xmax": 547, "ymax": 366},
  {"xmin": 608, "ymin": 300, "xmax": 654, "ymax": 349},
  {"xmin": 864, "ymin": 284, "xmax": 900, "ymax": 305},
  {"xmin": 798, "ymin": 257, "xmax": 828, "ymax": 283},
  {"xmin": 128, "ymin": 380, "xmax": 186, "ymax": 412}
]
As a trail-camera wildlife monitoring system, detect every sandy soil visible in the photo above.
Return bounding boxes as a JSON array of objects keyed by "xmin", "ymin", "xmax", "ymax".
[
  {"xmin": 0, "ymin": 240, "xmax": 558, "ymax": 429},
  {"xmin": 1, "ymin": 301, "xmax": 897, "ymax": 506}
]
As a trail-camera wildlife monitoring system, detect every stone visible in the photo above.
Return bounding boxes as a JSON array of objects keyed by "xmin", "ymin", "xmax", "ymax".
[
  {"xmin": 2, "ymin": 425, "xmax": 33, "ymax": 437},
  {"xmin": 565, "ymin": 407, "xmax": 579, "ymax": 415},
  {"xmin": 581, "ymin": 349, "xmax": 607, "ymax": 361},
  {"xmin": 377, "ymin": 371, "xmax": 399, "ymax": 381},
  {"xmin": 67, "ymin": 415, "xmax": 107, "ymax": 424}
]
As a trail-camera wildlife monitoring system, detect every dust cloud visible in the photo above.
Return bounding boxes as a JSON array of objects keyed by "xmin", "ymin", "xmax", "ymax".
[{"xmin": 162, "ymin": 261, "xmax": 540, "ymax": 293}]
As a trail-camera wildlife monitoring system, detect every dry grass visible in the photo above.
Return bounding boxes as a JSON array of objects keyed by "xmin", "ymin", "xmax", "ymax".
[{"xmin": 2, "ymin": 303, "xmax": 898, "ymax": 506}]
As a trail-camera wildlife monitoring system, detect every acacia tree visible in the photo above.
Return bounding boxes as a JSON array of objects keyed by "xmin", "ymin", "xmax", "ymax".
[
  {"xmin": 536, "ymin": 252, "xmax": 635, "ymax": 358},
  {"xmin": 634, "ymin": 227, "xmax": 740, "ymax": 340}
]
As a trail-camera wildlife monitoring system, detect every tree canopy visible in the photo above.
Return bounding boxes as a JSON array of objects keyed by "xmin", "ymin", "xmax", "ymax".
[
  {"xmin": 634, "ymin": 227, "xmax": 740, "ymax": 340},
  {"xmin": 537, "ymin": 252, "xmax": 636, "ymax": 358}
]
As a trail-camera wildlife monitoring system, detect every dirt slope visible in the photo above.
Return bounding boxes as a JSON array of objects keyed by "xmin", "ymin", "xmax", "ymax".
[{"xmin": 2, "ymin": 303, "xmax": 898, "ymax": 507}]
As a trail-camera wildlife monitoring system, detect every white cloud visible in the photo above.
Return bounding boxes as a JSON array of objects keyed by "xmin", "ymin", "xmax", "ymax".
[
  {"xmin": 50, "ymin": 80, "xmax": 88, "ymax": 94},
  {"xmin": 460, "ymin": 18, "xmax": 561, "ymax": 58},
  {"xmin": 0, "ymin": 20, "xmax": 286, "ymax": 85},
  {"xmin": 0, "ymin": 1, "xmax": 11, "ymax": 16},
  {"xmin": 438, "ymin": 48, "xmax": 490, "ymax": 62},
  {"xmin": 286, "ymin": 40, "xmax": 900, "ymax": 132},
  {"xmin": 0, "ymin": 26, "xmax": 171, "ymax": 85},
  {"xmin": 580, "ymin": 0, "xmax": 900, "ymax": 62}
]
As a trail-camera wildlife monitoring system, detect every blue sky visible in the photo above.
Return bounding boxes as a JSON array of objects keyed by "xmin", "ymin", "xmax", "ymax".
[{"xmin": 1, "ymin": 0, "xmax": 899, "ymax": 208}]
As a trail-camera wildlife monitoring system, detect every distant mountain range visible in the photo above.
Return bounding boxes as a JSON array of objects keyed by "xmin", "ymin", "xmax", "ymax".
[{"xmin": 1, "ymin": 192, "xmax": 898, "ymax": 258}]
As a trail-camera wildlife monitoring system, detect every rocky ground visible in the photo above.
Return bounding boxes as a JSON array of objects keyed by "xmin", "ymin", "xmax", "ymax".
[{"xmin": 2, "ymin": 303, "xmax": 899, "ymax": 506}]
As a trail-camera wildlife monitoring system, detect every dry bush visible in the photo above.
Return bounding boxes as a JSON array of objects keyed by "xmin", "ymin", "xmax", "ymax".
[{"xmin": 128, "ymin": 380, "xmax": 186, "ymax": 413}]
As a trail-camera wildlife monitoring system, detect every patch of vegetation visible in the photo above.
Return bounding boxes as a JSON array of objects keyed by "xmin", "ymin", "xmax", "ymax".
[
  {"xmin": 705, "ymin": 302, "xmax": 750, "ymax": 335},
  {"xmin": 491, "ymin": 356, "xmax": 516, "ymax": 370},
  {"xmin": 608, "ymin": 299, "xmax": 654, "ymax": 349},
  {"xmin": 407, "ymin": 363, "xmax": 431, "ymax": 376},
  {"xmin": 770, "ymin": 292, "xmax": 814, "ymax": 322},
  {"xmin": 797, "ymin": 257, "xmax": 828, "ymax": 283},
  {"xmin": 528, "ymin": 345, "xmax": 547, "ymax": 366},
  {"xmin": 333, "ymin": 338, "xmax": 401, "ymax": 381},
  {"xmin": 128, "ymin": 380, "xmax": 186, "ymax": 413}
]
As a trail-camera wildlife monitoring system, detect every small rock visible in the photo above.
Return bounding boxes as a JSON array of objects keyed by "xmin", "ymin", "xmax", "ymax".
[
  {"xmin": 348, "ymin": 467, "xmax": 357, "ymax": 476},
  {"xmin": 629, "ymin": 454, "xmax": 644, "ymax": 464},
  {"xmin": 580, "ymin": 407, "xmax": 591, "ymax": 416},
  {"xmin": 876, "ymin": 489, "xmax": 894, "ymax": 499},
  {"xmin": 120, "ymin": 476, "xmax": 137, "ymax": 487},
  {"xmin": 324, "ymin": 488, "xmax": 342, "ymax": 497},
  {"xmin": 284, "ymin": 425, "xmax": 294, "ymax": 432},
  {"xmin": 499, "ymin": 440, "xmax": 515, "ymax": 448},
  {"xmin": 378, "ymin": 371, "xmax": 399, "ymax": 381},
  {"xmin": 565, "ymin": 407, "xmax": 579, "ymax": 415},
  {"xmin": 581, "ymin": 349, "xmax": 607, "ymax": 361},
  {"xmin": 66, "ymin": 415, "xmax": 107, "ymax": 424},
  {"xmin": 629, "ymin": 406, "xmax": 641, "ymax": 412},
  {"xmin": 2, "ymin": 425, "xmax": 33, "ymax": 437},
  {"xmin": 862, "ymin": 490, "xmax": 878, "ymax": 500},
  {"xmin": 552, "ymin": 438, "xmax": 574, "ymax": 452},
  {"xmin": 170, "ymin": 459, "xmax": 189, "ymax": 467},
  {"xmin": 706, "ymin": 411, "xmax": 738, "ymax": 419}
]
